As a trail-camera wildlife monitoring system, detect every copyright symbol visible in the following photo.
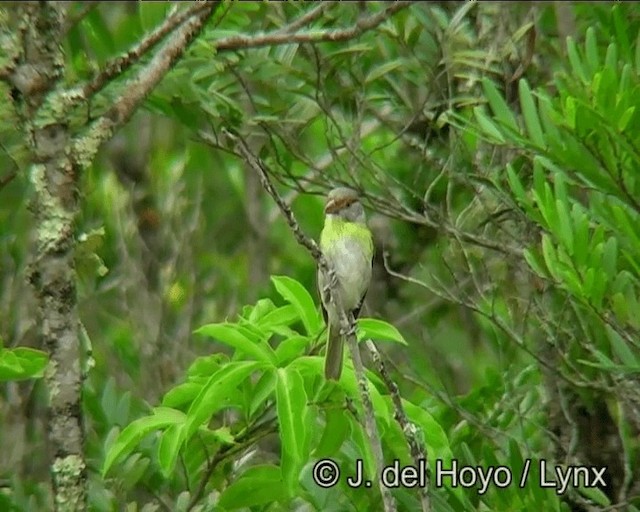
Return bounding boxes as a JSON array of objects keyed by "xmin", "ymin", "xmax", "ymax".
[{"xmin": 313, "ymin": 459, "xmax": 340, "ymax": 488}]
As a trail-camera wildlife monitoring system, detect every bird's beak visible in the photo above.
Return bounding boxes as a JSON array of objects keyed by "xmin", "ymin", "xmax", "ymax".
[{"xmin": 324, "ymin": 198, "xmax": 337, "ymax": 214}]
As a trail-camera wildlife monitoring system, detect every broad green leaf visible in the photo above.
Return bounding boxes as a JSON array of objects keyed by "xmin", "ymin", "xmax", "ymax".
[
  {"xmin": 0, "ymin": 347, "xmax": 48, "ymax": 381},
  {"xmin": 357, "ymin": 318, "xmax": 407, "ymax": 345},
  {"xmin": 157, "ymin": 423, "xmax": 185, "ymax": 478},
  {"xmin": 185, "ymin": 361, "xmax": 262, "ymax": 439},
  {"xmin": 196, "ymin": 323, "xmax": 276, "ymax": 365},
  {"xmin": 271, "ymin": 275, "xmax": 321, "ymax": 335},
  {"xmin": 162, "ymin": 382, "xmax": 203, "ymax": 409},
  {"xmin": 217, "ymin": 465, "xmax": 287, "ymax": 509},
  {"xmin": 102, "ymin": 407, "xmax": 186, "ymax": 476},
  {"xmin": 403, "ymin": 401, "xmax": 468, "ymax": 505},
  {"xmin": 519, "ymin": 79, "xmax": 544, "ymax": 147},
  {"xmin": 275, "ymin": 335, "xmax": 311, "ymax": 366},
  {"xmin": 314, "ymin": 408, "xmax": 350, "ymax": 458},
  {"xmin": 276, "ymin": 367, "xmax": 308, "ymax": 497},
  {"xmin": 256, "ymin": 305, "xmax": 299, "ymax": 332},
  {"xmin": 249, "ymin": 370, "xmax": 276, "ymax": 418}
]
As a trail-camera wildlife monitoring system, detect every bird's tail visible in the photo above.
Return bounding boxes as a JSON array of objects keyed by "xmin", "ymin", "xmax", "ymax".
[{"xmin": 324, "ymin": 325, "xmax": 344, "ymax": 380}]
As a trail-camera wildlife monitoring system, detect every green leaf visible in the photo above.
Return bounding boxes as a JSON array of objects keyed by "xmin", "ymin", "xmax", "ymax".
[
  {"xmin": 607, "ymin": 325, "xmax": 640, "ymax": 369},
  {"xmin": 157, "ymin": 423, "xmax": 185, "ymax": 478},
  {"xmin": 185, "ymin": 361, "xmax": 262, "ymax": 439},
  {"xmin": 524, "ymin": 248, "xmax": 549, "ymax": 279},
  {"xmin": 585, "ymin": 27, "xmax": 600, "ymax": 75},
  {"xmin": 0, "ymin": 347, "xmax": 48, "ymax": 381},
  {"xmin": 519, "ymin": 79, "xmax": 544, "ymax": 147},
  {"xmin": 139, "ymin": 2, "xmax": 170, "ymax": 32},
  {"xmin": 315, "ymin": 408, "xmax": 350, "ymax": 457},
  {"xmin": 403, "ymin": 401, "xmax": 468, "ymax": 506},
  {"xmin": 506, "ymin": 164, "xmax": 529, "ymax": 207},
  {"xmin": 473, "ymin": 107, "xmax": 505, "ymax": 143},
  {"xmin": 275, "ymin": 335, "xmax": 310, "ymax": 366},
  {"xmin": 541, "ymin": 235, "xmax": 559, "ymax": 281},
  {"xmin": 162, "ymin": 382, "xmax": 203, "ymax": 409},
  {"xmin": 366, "ymin": 60, "xmax": 404, "ymax": 84},
  {"xmin": 256, "ymin": 305, "xmax": 299, "ymax": 332},
  {"xmin": 271, "ymin": 275, "xmax": 321, "ymax": 335},
  {"xmin": 102, "ymin": 407, "xmax": 185, "ymax": 476},
  {"xmin": 566, "ymin": 36, "xmax": 587, "ymax": 84},
  {"xmin": 276, "ymin": 367, "xmax": 308, "ymax": 497},
  {"xmin": 196, "ymin": 323, "xmax": 277, "ymax": 365},
  {"xmin": 482, "ymin": 78, "xmax": 518, "ymax": 132},
  {"xmin": 357, "ymin": 318, "xmax": 407, "ymax": 345},
  {"xmin": 217, "ymin": 465, "xmax": 287, "ymax": 509}
]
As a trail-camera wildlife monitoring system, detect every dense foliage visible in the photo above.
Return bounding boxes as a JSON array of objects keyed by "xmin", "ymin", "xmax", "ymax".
[{"xmin": 1, "ymin": 2, "xmax": 639, "ymax": 511}]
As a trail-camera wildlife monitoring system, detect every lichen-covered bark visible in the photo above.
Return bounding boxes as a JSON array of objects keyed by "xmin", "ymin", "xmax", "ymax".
[{"xmin": 4, "ymin": 3, "xmax": 86, "ymax": 510}]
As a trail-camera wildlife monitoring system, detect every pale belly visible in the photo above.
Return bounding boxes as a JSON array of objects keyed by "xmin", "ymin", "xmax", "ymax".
[{"xmin": 319, "ymin": 237, "xmax": 371, "ymax": 313}]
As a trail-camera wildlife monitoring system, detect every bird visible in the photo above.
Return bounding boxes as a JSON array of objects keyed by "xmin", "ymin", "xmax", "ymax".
[{"xmin": 318, "ymin": 187, "xmax": 373, "ymax": 380}]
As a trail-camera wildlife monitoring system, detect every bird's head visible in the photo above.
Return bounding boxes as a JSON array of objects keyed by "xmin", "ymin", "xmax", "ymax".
[{"xmin": 324, "ymin": 187, "xmax": 366, "ymax": 224}]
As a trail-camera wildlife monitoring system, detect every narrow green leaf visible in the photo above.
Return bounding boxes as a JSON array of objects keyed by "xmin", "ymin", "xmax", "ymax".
[
  {"xmin": 482, "ymin": 78, "xmax": 518, "ymax": 132},
  {"xmin": 196, "ymin": 323, "xmax": 277, "ymax": 365},
  {"xmin": 524, "ymin": 248, "xmax": 549, "ymax": 279},
  {"xmin": 271, "ymin": 275, "xmax": 321, "ymax": 335},
  {"xmin": 607, "ymin": 325, "xmax": 640, "ymax": 369},
  {"xmin": 366, "ymin": 60, "xmax": 403, "ymax": 84},
  {"xmin": 519, "ymin": 79, "xmax": 544, "ymax": 147},
  {"xmin": 585, "ymin": 27, "xmax": 599, "ymax": 74},
  {"xmin": 506, "ymin": 164, "xmax": 528, "ymax": 207},
  {"xmin": 473, "ymin": 107, "xmax": 506, "ymax": 143},
  {"xmin": 602, "ymin": 237, "xmax": 618, "ymax": 279},
  {"xmin": 357, "ymin": 318, "xmax": 407, "ymax": 345},
  {"xmin": 566, "ymin": 36, "xmax": 587, "ymax": 83},
  {"xmin": 541, "ymin": 235, "xmax": 559, "ymax": 280}
]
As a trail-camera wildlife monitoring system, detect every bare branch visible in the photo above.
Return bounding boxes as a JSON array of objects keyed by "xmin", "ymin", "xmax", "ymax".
[
  {"xmin": 274, "ymin": 3, "xmax": 331, "ymax": 34},
  {"xmin": 215, "ymin": 2, "xmax": 412, "ymax": 52},
  {"xmin": 79, "ymin": 2, "xmax": 213, "ymax": 101},
  {"xmin": 71, "ymin": 3, "xmax": 217, "ymax": 169}
]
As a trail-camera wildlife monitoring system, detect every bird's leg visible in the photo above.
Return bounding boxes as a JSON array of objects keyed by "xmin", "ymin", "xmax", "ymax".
[{"xmin": 346, "ymin": 311, "xmax": 357, "ymax": 338}]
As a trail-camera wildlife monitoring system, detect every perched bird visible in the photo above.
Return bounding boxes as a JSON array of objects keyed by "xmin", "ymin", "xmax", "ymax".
[{"xmin": 318, "ymin": 187, "xmax": 373, "ymax": 380}]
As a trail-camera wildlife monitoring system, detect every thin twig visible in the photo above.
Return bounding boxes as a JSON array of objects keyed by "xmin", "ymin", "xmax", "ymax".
[
  {"xmin": 215, "ymin": 2, "xmax": 412, "ymax": 52},
  {"xmin": 274, "ymin": 3, "xmax": 331, "ymax": 34}
]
